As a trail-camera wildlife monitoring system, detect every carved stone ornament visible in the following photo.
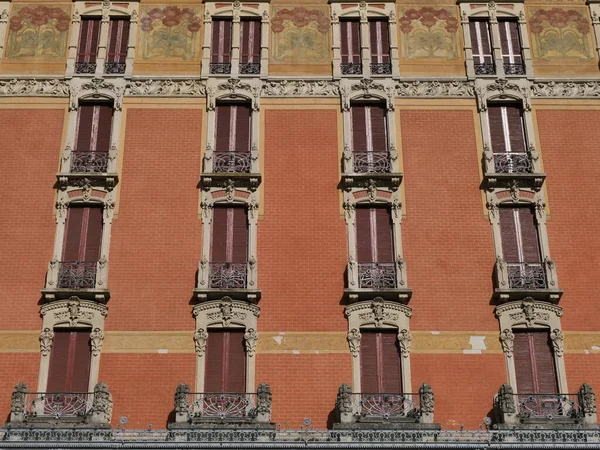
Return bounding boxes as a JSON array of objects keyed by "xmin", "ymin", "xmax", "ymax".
[
  {"xmin": 347, "ymin": 328, "xmax": 361, "ymax": 358},
  {"xmin": 256, "ymin": 382, "xmax": 272, "ymax": 416},
  {"xmin": 550, "ymin": 328, "xmax": 564, "ymax": 357},
  {"xmin": 419, "ymin": 383, "xmax": 434, "ymax": 414},
  {"xmin": 261, "ymin": 80, "xmax": 341, "ymax": 97},
  {"xmin": 11, "ymin": 382, "xmax": 27, "ymax": 414},
  {"xmin": 90, "ymin": 327, "xmax": 104, "ymax": 356},
  {"xmin": 397, "ymin": 329, "xmax": 411, "ymax": 358},
  {"xmin": 39, "ymin": 328, "xmax": 54, "ymax": 357},
  {"xmin": 580, "ymin": 383, "xmax": 597, "ymax": 415},
  {"xmin": 91, "ymin": 382, "xmax": 113, "ymax": 424},
  {"xmin": 531, "ymin": 81, "xmax": 600, "ymax": 99},
  {"xmin": 500, "ymin": 328, "xmax": 515, "ymax": 357},
  {"xmin": 127, "ymin": 79, "xmax": 206, "ymax": 97},
  {"xmin": 244, "ymin": 328, "xmax": 258, "ymax": 356},
  {"xmin": 174, "ymin": 383, "xmax": 191, "ymax": 414},
  {"xmin": 396, "ymin": 80, "xmax": 474, "ymax": 98},
  {"xmin": 336, "ymin": 383, "xmax": 353, "ymax": 414},
  {"xmin": 193, "ymin": 328, "xmax": 209, "ymax": 357},
  {"xmin": 497, "ymin": 383, "xmax": 516, "ymax": 414},
  {"xmin": 0, "ymin": 79, "xmax": 70, "ymax": 97}
]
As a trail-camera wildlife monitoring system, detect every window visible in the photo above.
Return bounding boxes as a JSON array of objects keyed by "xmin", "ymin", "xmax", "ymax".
[
  {"xmin": 469, "ymin": 19, "xmax": 494, "ymax": 75},
  {"xmin": 341, "ymin": 19, "xmax": 361, "ymax": 75},
  {"xmin": 213, "ymin": 103, "xmax": 251, "ymax": 173},
  {"xmin": 355, "ymin": 206, "xmax": 395, "ymax": 290},
  {"xmin": 498, "ymin": 19, "xmax": 523, "ymax": 76},
  {"xmin": 339, "ymin": 17, "xmax": 392, "ymax": 76},
  {"xmin": 239, "ymin": 19, "xmax": 261, "ymax": 75},
  {"xmin": 59, "ymin": 206, "xmax": 103, "ymax": 290},
  {"xmin": 513, "ymin": 329, "xmax": 558, "ymax": 395},
  {"xmin": 351, "ymin": 104, "xmax": 389, "ymax": 173},
  {"xmin": 210, "ymin": 206, "xmax": 248, "ymax": 289},
  {"xmin": 76, "ymin": 18, "xmax": 101, "ymax": 74},
  {"xmin": 360, "ymin": 330, "xmax": 402, "ymax": 394},
  {"xmin": 72, "ymin": 103, "xmax": 114, "ymax": 173},
  {"xmin": 488, "ymin": 103, "xmax": 530, "ymax": 174},
  {"xmin": 76, "ymin": 18, "xmax": 130, "ymax": 75},
  {"xmin": 47, "ymin": 329, "xmax": 92, "ymax": 394},
  {"xmin": 105, "ymin": 18, "xmax": 130, "ymax": 74},
  {"xmin": 205, "ymin": 329, "xmax": 246, "ymax": 393},
  {"xmin": 369, "ymin": 19, "xmax": 391, "ymax": 75},
  {"xmin": 210, "ymin": 18, "xmax": 233, "ymax": 74}
]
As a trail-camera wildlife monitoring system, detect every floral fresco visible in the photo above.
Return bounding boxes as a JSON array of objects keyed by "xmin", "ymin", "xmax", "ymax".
[
  {"xmin": 140, "ymin": 5, "xmax": 202, "ymax": 60},
  {"xmin": 528, "ymin": 7, "xmax": 592, "ymax": 61},
  {"xmin": 399, "ymin": 7, "xmax": 459, "ymax": 60},
  {"xmin": 271, "ymin": 7, "xmax": 330, "ymax": 64},
  {"xmin": 5, "ymin": 5, "xmax": 70, "ymax": 59}
]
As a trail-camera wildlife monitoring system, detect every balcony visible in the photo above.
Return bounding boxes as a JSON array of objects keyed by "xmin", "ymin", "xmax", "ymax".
[
  {"xmin": 482, "ymin": 144, "xmax": 545, "ymax": 191},
  {"xmin": 104, "ymin": 62, "xmax": 126, "ymax": 75},
  {"xmin": 209, "ymin": 62, "xmax": 232, "ymax": 75},
  {"xmin": 494, "ymin": 383, "xmax": 598, "ymax": 429},
  {"xmin": 341, "ymin": 63, "xmax": 363, "ymax": 76},
  {"xmin": 200, "ymin": 147, "xmax": 261, "ymax": 192},
  {"xmin": 370, "ymin": 63, "xmax": 392, "ymax": 75},
  {"xmin": 195, "ymin": 260, "xmax": 260, "ymax": 303},
  {"xmin": 169, "ymin": 383, "xmax": 274, "ymax": 430},
  {"xmin": 341, "ymin": 148, "xmax": 402, "ymax": 191},
  {"xmin": 57, "ymin": 147, "xmax": 118, "ymax": 191},
  {"xmin": 75, "ymin": 62, "xmax": 97, "ymax": 75},
  {"xmin": 335, "ymin": 383, "xmax": 438, "ymax": 429},
  {"xmin": 504, "ymin": 62, "xmax": 526, "ymax": 76},
  {"xmin": 8, "ymin": 382, "xmax": 112, "ymax": 428},
  {"xmin": 494, "ymin": 258, "xmax": 562, "ymax": 303},
  {"xmin": 474, "ymin": 62, "xmax": 496, "ymax": 76},
  {"xmin": 345, "ymin": 260, "xmax": 411, "ymax": 303},
  {"xmin": 42, "ymin": 259, "xmax": 110, "ymax": 302},
  {"xmin": 239, "ymin": 62, "xmax": 260, "ymax": 75}
]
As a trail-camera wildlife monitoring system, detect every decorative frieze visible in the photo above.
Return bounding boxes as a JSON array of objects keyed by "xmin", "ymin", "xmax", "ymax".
[
  {"xmin": 127, "ymin": 79, "xmax": 206, "ymax": 97},
  {"xmin": 0, "ymin": 79, "xmax": 69, "ymax": 96}
]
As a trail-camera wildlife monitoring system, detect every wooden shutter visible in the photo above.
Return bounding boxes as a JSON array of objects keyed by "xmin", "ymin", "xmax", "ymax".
[
  {"xmin": 211, "ymin": 206, "xmax": 247, "ymax": 263},
  {"xmin": 63, "ymin": 206, "xmax": 103, "ymax": 262},
  {"xmin": 211, "ymin": 206, "xmax": 228, "ymax": 262},
  {"xmin": 351, "ymin": 104, "xmax": 387, "ymax": 152},
  {"xmin": 488, "ymin": 104, "xmax": 525, "ymax": 154},
  {"xmin": 76, "ymin": 103, "xmax": 114, "ymax": 152},
  {"xmin": 215, "ymin": 104, "xmax": 251, "ymax": 152},
  {"xmin": 235, "ymin": 105, "xmax": 251, "ymax": 152},
  {"xmin": 351, "ymin": 105, "xmax": 367, "ymax": 152},
  {"xmin": 499, "ymin": 207, "xmax": 540, "ymax": 264},
  {"xmin": 231, "ymin": 207, "xmax": 248, "ymax": 263},
  {"xmin": 211, "ymin": 19, "xmax": 232, "ymax": 63},
  {"xmin": 469, "ymin": 20, "xmax": 492, "ymax": 65},
  {"xmin": 240, "ymin": 19, "xmax": 261, "ymax": 63},
  {"xmin": 355, "ymin": 207, "xmax": 393, "ymax": 263},
  {"xmin": 519, "ymin": 208, "xmax": 541, "ymax": 263},
  {"xmin": 498, "ymin": 20, "xmax": 522, "ymax": 65},
  {"xmin": 47, "ymin": 329, "xmax": 91, "ymax": 392},
  {"xmin": 215, "ymin": 105, "xmax": 232, "ymax": 151},
  {"xmin": 205, "ymin": 330, "xmax": 246, "ymax": 393},
  {"xmin": 341, "ymin": 20, "xmax": 361, "ymax": 64},
  {"xmin": 106, "ymin": 19, "xmax": 130, "ymax": 64},
  {"xmin": 514, "ymin": 330, "xmax": 558, "ymax": 395},
  {"xmin": 360, "ymin": 330, "xmax": 402, "ymax": 394},
  {"xmin": 375, "ymin": 208, "xmax": 393, "ymax": 262},
  {"xmin": 369, "ymin": 19, "xmax": 390, "ymax": 64},
  {"xmin": 77, "ymin": 18, "xmax": 101, "ymax": 64}
]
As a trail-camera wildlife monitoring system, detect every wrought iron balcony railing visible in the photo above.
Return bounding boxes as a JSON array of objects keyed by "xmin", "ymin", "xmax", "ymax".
[
  {"xmin": 341, "ymin": 63, "xmax": 363, "ymax": 75},
  {"xmin": 507, "ymin": 262, "xmax": 547, "ymax": 290},
  {"xmin": 503, "ymin": 62, "xmax": 526, "ymax": 76},
  {"xmin": 57, "ymin": 261, "xmax": 98, "ymax": 290},
  {"xmin": 493, "ymin": 152, "xmax": 533, "ymax": 174},
  {"xmin": 370, "ymin": 62, "xmax": 392, "ymax": 75},
  {"xmin": 209, "ymin": 262, "xmax": 247, "ymax": 289},
  {"xmin": 75, "ymin": 62, "xmax": 97, "ymax": 74},
  {"xmin": 474, "ymin": 62, "xmax": 496, "ymax": 76},
  {"xmin": 213, "ymin": 151, "xmax": 251, "ymax": 173},
  {"xmin": 70, "ymin": 151, "xmax": 109, "ymax": 173},
  {"xmin": 358, "ymin": 262, "xmax": 396, "ymax": 290},
  {"xmin": 352, "ymin": 151, "xmax": 391, "ymax": 174},
  {"xmin": 239, "ymin": 62, "xmax": 260, "ymax": 75},
  {"xmin": 104, "ymin": 62, "xmax": 126, "ymax": 74},
  {"xmin": 515, "ymin": 393, "xmax": 583, "ymax": 420},
  {"xmin": 210, "ymin": 62, "xmax": 232, "ymax": 74}
]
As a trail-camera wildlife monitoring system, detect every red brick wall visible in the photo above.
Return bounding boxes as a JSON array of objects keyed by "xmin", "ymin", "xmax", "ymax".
[
  {"xmin": 0, "ymin": 354, "xmax": 39, "ymax": 423},
  {"xmin": 0, "ymin": 109, "xmax": 64, "ymax": 330},
  {"xmin": 108, "ymin": 108, "xmax": 203, "ymax": 331},
  {"xmin": 400, "ymin": 109, "xmax": 497, "ymax": 331}
]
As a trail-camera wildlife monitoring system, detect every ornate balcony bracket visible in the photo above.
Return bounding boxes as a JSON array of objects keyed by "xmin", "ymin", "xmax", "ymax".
[
  {"xmin": 482, "ymin": 172, "xmax": 546, "ymax": 192},
  {"xmin": 57, "ymin": 174, "xmax": 118, "ymax": 192},
  {"xmin": 199, "ymin": 173, "xmax": 262, "ymax": 192},
  {"xmin": 341, "ymin": 173, "xmax": 402, "ymax": 192}
]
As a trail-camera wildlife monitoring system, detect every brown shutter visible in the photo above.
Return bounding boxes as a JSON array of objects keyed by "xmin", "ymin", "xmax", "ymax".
[
  {"xmin": 369, "ymin": 20, "xmax": 390, "ymax": 63},
  {"xmin": 47, "ymin": 330, "xmax": 91, "ymax": 393},
  {"xmin": 96, "ymin": 104, "xmax": 114, "ymax": 152},
  {"xmin": 205, "ymin": 330, "xmax": 225, "ymax": 392},
  {"xmin": 211, "ymin": 206, "xmax": 228, "ymax": 262},
  {"xmin": 63, "ymin": 207, "xmax": 103, "ymax": 262},
  {"xmin": 380, "ymin": 331, "xmax": 402, "ymax": 393},
  {"xmin": 356, "ymin": 207, "xmax": 373, "ymax": 262},
  {"xmin": 106, "ymin": 19, "xmax": 130, "ymax": 64},
  {"xmin": 369, "ymin": 104, "xmax": 387, "ymax": 152},
  {"xmin": 351, "ymin": 105, "xmax": 367, "ymax": 152},
  {"xmin": 469, "ymin": 20, "xmax": 492, "ymax": 64},
  {"xmin": 215, "ymin": 105, "xmax": 232, "ymax": 151},
  {"xmin": 231, "ymin": 207, "xmax": 248, "ymax": 263},
  {"xmin": 83, "ymin": 207, "xmax": 103, "ymax": 262},
  {"xmin": 514, "ymin": 330, "xmax": 558, "ymax": 395},
  {"xmin": 499, "ymin": 20, "xmax": 522, "ymax": 65},
  {"xmin": 359, "ymin": 331, "xmax": 379, "ymax": 393},
  {"xmin": 488, "ymin": 105, "xmax": 507, "ymax": 154},
  {"xmin": 75, "ymin": 105, "xmax": 95, "ymax": 151},
  {"xmin": 211, "ymin": 19, "xmax": 232, "ymax": 63},
  {"xmin": 77, "ymin": 18, "xmax": 101, "ymax": 63},
  {"xmin": 505, "ymin": 104, "xmax": 526, "ymax": 153},
  {"xmin": 532, "ymin": 331, "xmax": 558, "ymax": 394},
  {"xmin": 47, "ymin": 331, "xmax": 71, "ymax": 392},
  {"xmin": 63, "ymin": 207, "xmax": 85, "ymax": 261},
  {"xmin": 76, "ymin": 104, "xmax": 113, "ymax": 152},
  {"xmin": 234, "ymin": 104, "xmax": 251, "ymax": 152},
  {"xmin": 341, "ymin": 20, "xmax": 360, "ymax": 64},
  {"xmin": 240, "ymin": 19, "xmax": 260, "ymax": 63},
  {"xmin": 224, "ymin": 330, "xmax": 246, "ymax": 392},
  {"xmin": 519, "ymin": 208, "xmax": 541, "ymax": 263},
  {"xmin": 71, "ymin": 331, "xmax": 92, "ymax": 392},
  {"xmin": 514, "ymin": 331, "xmax": 536, "ymax": 395},
  {"xmin": 375, "ymin": 207, "xmax": 393, "ymax": 262},
  {"xmin": 499, "ymin": 208, "xmax": 519, "ymax": 263}
]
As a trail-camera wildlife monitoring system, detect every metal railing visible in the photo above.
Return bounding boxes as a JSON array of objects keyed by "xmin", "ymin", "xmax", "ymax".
[
  {"xmin": 354, "ymin": 393, "xmax": 420, "ymax": 420},
  {"xmin": 358, "ymin": 262, "xmax": 396, "ymax": 290},
  {"xmin": 341, "ymin": 63, "xmax": 363, "ymax": 75},
  {"xmin": 239, "ymin": 62, "xmax": 260, "ymax": 75},
  {"xmin": 75, "ymin": 62, "xmax": 97, "ymax": 74},
  {"xmin": 70, "ymin": 151, "xmax": 109, "ymax": 173},
  {"xmin": 188, "ymin": 393, "xmax": 257, "ymax": 420},
  {"xmin": 507, "ymin": 262, "xmax": 547, "ymax": 290},
  {"xmin": 213, "ymin": 151, "xmax": 251, "ymax": 173},
  {"xmin": 352, "ymin": 151, "xmax": 391, "ymax": 174},
  {"xmin": 474, "ymin": 62, "xmax": 496, "ymax": 75},
  {"xmin": 370, "ymin": 63, "xmax": 392, "ymax": 75},
  {"xmin": 209, "ymin": 262, "xmax": 247, "ymax": 289},
  {"xmin": 515, "ymin": 393, "xmax": 583, "ymax": 420},
  {"xmin": 504, "ymin": 62, "xmax": 525, "ymax": 76},
  {"xmin": 57, "ymin": 261, "xmax": 97, "ymax": 290},
  {"xmin": 104, "ymin": 62, "xmax": 126, "ymax": 74},
  {"xmin": 23, "ymin": 392, "xmax": 93, "ymax": 419},
  {"xmin": 210, "ymin": 62, "xmax": 232, "ymax": 74},
  {"xmin": 493, "ymin": 152, "xmax": 533, "ymax": 174}
]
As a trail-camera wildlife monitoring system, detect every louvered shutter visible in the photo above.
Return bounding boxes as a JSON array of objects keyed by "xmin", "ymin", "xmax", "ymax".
[
  {"xmin": 63, "ymin": 207, "xmax": 85, "ymax": 261},
  {"xmin": 356, "ymin": 207, "xmax": 373, "ymax": 262},
  {"xmin": 532, "ymin": 331, "xmax": 558, "ymax": 394},
  {"xmin": 498, "ymin": 20, "xmax": 522, "ymax": 66},
  {"xmin": 234, "ymin": 105, "xmax": 251, "ymax": 152},
  {"xmin": 211, "ymin": 207, "xmax": 247, "ymax": 263},
  {"xmin": 96, "ymin": 105, "xmax": 114, "ymax": 152},
  {"xmin": 63, "ymin": 207, "xmax": 103, "ymax": 262},
  {"xmin": 205, "ymin": 330, "xmax": 246, "ymax": 393},
  {"xmin": 225, "ymin": 330, "xmax": 246, "ymax": 392},
  {"xmin": 351, "ymin": 105, "xmax": 368, "ymax": 152},
  {"xmin": 211, "ymin": 206, "xmax": 228, "ymax": 262},
  {"xmin": 205, "ymin": 330, "xmax": 225, "ymax": 392},
  {"xmin": 106, "ymin": 19, "xmax": 130, "ymax": 64},
  {"xmin": 488, "ymin": 105, "xmax": 506, "ymax": 154},
  {"xmin": 514, "ymin": 330, "xmax": 558, "ymax": 395},
  {"xmin": 499, "ymin": 208, "xmax": 520, "ymax": 263},
  {"xmin": 369, "ymin": 105, "xmax": 387, "ymax": 152},
  {"xmin": 231, "ymin": 207, "xmax": 248, "ymax": 263},
  {"xmin": 369, "ymin": 20, "xmax": 390, "ymax": 64},
  {"xmin": 488, "ymin": 104, "xmax": 526, "ymax": 154},
  {"xmin": 47, "ymin": 331, "xmax": 71, "ymax": 392},
  {"xmin": 77, "ymin": 18, "xmax": 101, "ymax": 64},
  {"xmin": 375, "ymin": 208, "xmax": 393, "ymax": 262},
  {"xmin": 469, "ymin": 20, "xmax": 493, "ymax": 65},
  {"xmin": 514, "ymin": 331, "xmax": 536, "ymax": 394},
  {"xmin": 380, "ymin": 331, "xmax": 402, "ymax": 393},
  {"xmin": 519, "ymin": 208, "xmax": 541, "ymax": 263},
  {"xmin": 505, "ymin": 105, "xmax": 526, "ymax": 153},
  {"xmin": 360, "ymin": 331, "xmax": 379, "ymax": 393},
  {"xmin": 215, "ymin": 105, "xmax": 232, "ymax": 151},
  {"xmin": 47, "ymin": 330, "xmax": 91, "ymax": 393},
  {"xmin": 211, "ymin": 19, "xmax": 232, "ymax": 63},
  {"xmin": 83, "ymin": 207, "xmax": 103, "ymax": 262},
  {"xmin": 71, "ymin": 331, "xmax": 92, "ymax": 392},
  {"xmin": 341, "ymin": 20, "xmax": 360, "ymax": 64},
  {"xmin": 76, "ymin": 105, "xmax": 95, "ymax": 151},
  {"xmin": 240, "ymin": 19, "xmax": 260, "ymax": 63},
  {"xmin": 76, "ymin": 104, "xmax": 113, "ymax": 152}
]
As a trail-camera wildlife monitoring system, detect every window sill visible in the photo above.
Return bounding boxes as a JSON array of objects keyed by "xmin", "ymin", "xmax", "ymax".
[
  {"xmin": 482, "ymin": 172, "xmax": 545, "ymax": 191},
  {"xmin": 199, "ymin": 173, "xmax": 261, "ymax": 191},
  {"xmin": 194, "ymin": 288, "xmax": 261, "ymax": 303},
  {"xmin": 41, "ymin": 288, "xmax": 110, "ymax": 303},
  {"xmin": 494, "ymin": 288, "xmax": 563, "ymax": 304},
  {"xmin": 341, "ymin": 173, "xmax": 402, "ymax": 191},
  {"xmin": 344, "ymin": 287, "xmax": 412, "ymax": 304},
  {"xmin": 57, "ymin": 173, "xmax": 119, "ymax": 191}
]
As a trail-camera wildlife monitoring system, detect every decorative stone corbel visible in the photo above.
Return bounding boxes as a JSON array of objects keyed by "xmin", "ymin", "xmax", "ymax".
[
  {"xmin": 244, "ymin": 328, "xmax": 258, "ymax": 356},
  {"xmin": 39, "ymin": 328, "xmax": 54, "ymax": 357},
  {"xmin": 419, "ymin": 383, "xmax": 435, "ymax": 424},
  {"xmin": 500, "ymin": 329, "xmax": 515, "ymax": 357},
  {"xmin": 90, "ymin": 382, "xmax": 113, "ymax": 425},
  {"xmin": 174, "ymin": 382, "xmax": 191, "ymax": 423},
  {"xmin": 255, "ymin": 382, "xmax": 272, "ymax": 423},
  {"xmin": 336, "ymin": 383, "xmax": 354, "ymax": 424},
  {"xmin": 579, "ymin": 383, "xmax": 598, "ymax": 426},
  {"xmin": 347, "ymin": 328, "xmax": 361, "ymax": 357},
  {"xmin": 10, "ymin": 382, "xmax": 27, "ymax": 423},
  {"xmin": 397, "ymin": 329, "xmax": 411, "ymax": 358},
  {"xmin": 193, "ymin": 328, "xmax": 208, "ymax": 357}
]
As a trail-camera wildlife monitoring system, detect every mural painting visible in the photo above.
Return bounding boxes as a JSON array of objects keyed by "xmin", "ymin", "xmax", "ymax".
[
  {"xmin": 528, "ymin": 7, "xmax": 592, "ymax": 61},
  {"xmin": 271, "ymin": 7, "xmax": 330, "ymax": 64},
  {"xmin": 398, "ymin": 7, "xmax": 459, "ymax": 60},
  {"xmin": 5, "ymin": 5, "xmax": 70, "ymax": 59},
  {"xmin": 139, "ymin": 5, "xmax": 202, "ymax": 60}
]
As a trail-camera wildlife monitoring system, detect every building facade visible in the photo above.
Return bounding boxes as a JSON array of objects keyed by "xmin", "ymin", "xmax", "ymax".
[{"xmin": 1, "ymin": 0, "xmax": 600, "ymax": 446}]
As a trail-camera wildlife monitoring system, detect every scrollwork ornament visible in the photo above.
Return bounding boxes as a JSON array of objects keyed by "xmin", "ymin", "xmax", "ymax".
[
  {"xmin": 56, "ymin": 198, "xmax": 69, "ymax": 219},
  {"xmin": 535, "ymin": 198, "xmax": 546, "ymax": 219},
  {"xmin": 343, "ymin": 199, "xmax": 355, "ymax": 221},
  {"xmin": 244, "ymin": 328, "xmax": 258, "ymax": 356},
  {"xmin": 219, "ymin": 297, "xmax": 234, "ymax": 327},
  {"xmin": 40, "ymin": 328, "xmax": 54, "ymax": 356},
  {"xmin": 550, "ymin": 328, "xmax": 564, "ymax": 357},
  {"xmin": 390, "ymin": 198, "xmax": 402, "ymax": 219},
  {"xmin": 347, "ymin": 328, "xmax": 361, "ymax": 357},
  {"xmin": 90, "ymin": 327, "xmax": 104, "ymax": 356},
  {"xmin": 371, "ymin": 298, "xmax": 386, "ymax": 327},
  {"xmin": 397, "ymin": 329, "xmax": 411, "ymax": 358},
  {"xmin": 193, "ymin": 328, "xmax": 208, "ymax": 357},
  {"xmin": 500, "ymin": 329, "xmax": 515, "ymax": 357},
  {"xmin": 67, "ymin": 297, "xmax": 81, "ymax": 326},
  {"xmin": 201, "ymin": 201, "xmax": 213, "ymax": 223}
]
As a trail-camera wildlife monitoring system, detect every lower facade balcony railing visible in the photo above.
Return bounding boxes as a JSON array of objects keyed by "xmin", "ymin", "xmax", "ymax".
[
  {"xmin": 358, "ymin": 262, "xmax": 396, "ymax": 290},
  {"xmin": 210, "ymin": 62, "xmax": 232, "ymax": 75},
  {"xmin": 239, "ymin": 62, "xmax": 260, "ymax": 75},
  {"xmin": 341, "ymin": 63, "xmax": 363, "ymax": 75},
  {"xmin": 494, "ymin": 259, "xmax": 561, "ymax": 303},
  {"xmin": 70, "ymin": 151, "xmax": 110, "ymax": 173},
  {"xmin": 172, "ymin": 383, "xmax": 273, "ymax": 428},
  {"xmin": 482, "ymin": 145, "xmax": 545, "ymax": 190},
  {"xmin": 494, "ymin": 383, "xmax": 597, "ymax": 429},
  {"xmin": 75, "ymin": 62, "xmax": 97, "ymax": 74},
  {"xmin": 474, "ymin": 62, "xmax": 496, "ymax": 76},
  {"xmin": 43, "ymin": 259, "xmax": 110, "ymax": 302},
  {"xmin": 9, "ymin": 382, "xmax": 113, "ymax": 427},
  {"xmin": 507, "ymin": 262, "xmax": 547, "ymax": 290},
  {"xmin": 58, "ymin": 261, "xmax": 98, "ymax": 290},
  {"xmin": 493, "ymin": 152, "xmax": 533, "ymax": 174},
  {"xmin": 370, "ymin": 62, "xmax": 392, "ymax": 75},
  {"xmin": 335, "ymin": 383, "xmax": 437, "ymax": 429},
  {"xmin": 352, "ymin": 151, "xmax": 391, "ymax": 174},
  {"xmin": 503, "ymin": 62, "xmax": 526, "ymax": 76},
  {"xmin": 213, "ymin": 151, "xmax": 251, "ymax": 173},
  {"xmin": 209, "ymin": 262, "xmax": 247, "ymax": 290},
  {"xmin": 104, "ymin": 62, "xmax": 126, "ymax": 74},
  {"xmin": 346, "ymin": 260, "xmax": 411, "ymax": 303}
]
